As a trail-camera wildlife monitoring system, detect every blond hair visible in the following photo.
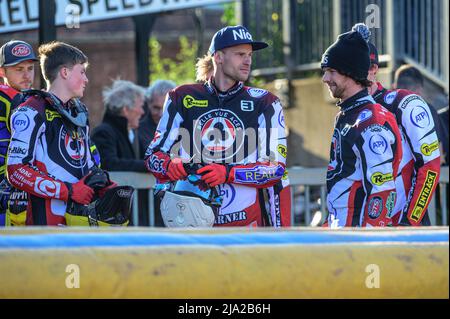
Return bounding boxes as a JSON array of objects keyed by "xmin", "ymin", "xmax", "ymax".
[{"xmin": 195, "ymin": 54, "xmax": 214, "ymax": 82}]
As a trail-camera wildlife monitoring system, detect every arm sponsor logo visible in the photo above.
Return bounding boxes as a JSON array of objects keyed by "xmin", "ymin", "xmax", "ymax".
[
  {"xmin": 277, "ymin": 109, "xmax": 285, "ymax": 129},
  {"xmin": 12, "ymin": 113, "xmax": 30, "ymax": 132},
  {"xmin": 369, "ymin": 134, "xmax": 388, "ymax": 155},
  {"xmin": 355, "ymin": 109, "xmax": 373, "ymax": 125},
  {"xmin": 277, "ymin": 144, "xmax": 287, "ymax": 158},
  {"xmin": 34, "ymin": 177, "xmax": 61, "ymax": 198},
  {"xmin": 383, "ymin": 91, "xmax": 397, "ymax": 105},
  {"xmin": 410, "ymin": 106, "xmax": 430, "ymax": 128},
  {"xmin": 411, "ymin": 170, "xmax": 437, "ymax": 222},
  {"xmin": 183, "ymin": 95, "xmax": 208, "ymax": 109},
  {"xmin": 234, "ymin": 165, "xmax": 284, "ymax": 185},
  {"xmin": 45, "ymin": 109, "xmax": 62, "ymax": 121},
  {"xmin": 371, "ymin": 172, "xmax": 394, "ymax": 186},
  {"xmin": 368, "ymin": 196, "xmax": 383, "ymax": 219},
  {"xmin": 421, "ymin": 140, "xmax": 439, "ymax": 156},
  {"xmin": 247, "ymin": 88, "xmax": 268, "ymax": 98}
]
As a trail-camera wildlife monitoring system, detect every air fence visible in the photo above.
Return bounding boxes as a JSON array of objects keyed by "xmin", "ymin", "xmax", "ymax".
[{"xmin": 109, "ymin": 165, "xmax": 449, "ymax": 227}]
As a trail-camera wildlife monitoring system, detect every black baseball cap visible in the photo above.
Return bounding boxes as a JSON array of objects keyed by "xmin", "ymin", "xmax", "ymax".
[
  {"xmin": 208, "ymin": 25, "xmax": 268, "ymax": 55},
  {"xmin": 0, "ymin": 40, "xmax": 38, "ymax": 67}
]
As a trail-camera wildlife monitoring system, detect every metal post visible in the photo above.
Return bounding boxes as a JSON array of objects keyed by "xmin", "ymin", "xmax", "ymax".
[
  {"xmin": 442, "ymin": 0, "xmax": 449, "ymax": 94},
  {"xmin": 149, "ymin": 188, "xmax": 155, "ymax": 227},
  {"xmin": 38, "ymin": 0, "xmax": 56, "ymax": 89},
  {"xmin": 320, "ymin": 185, "xmax": 327, "ymax": 224},
  {"xmin": 290, "ymin": 188, "xmax": 295, "ymax": 226},
  {"xmin": 193, "ymin": 8, "xmax": 204, "ymax": 58},
  {"xmin": 333, "ymin": 0, "xmax": 341, "ymax": 39},
  {"xmin": 133, "ymin": 14, "xmax": 156, "ymax": 87},
  {"xmin": 305, "ymin": 185, "xmax": 311, "ymax": 225},
  {"xmin": 132, "ymin": 191, "xmax": 139, "ymax": 227},
  {"xmin": 282, "ymin": 0, "xmax": 295, "ymax": 108},
  {"xmin": 441, "ymin": 184, "xmax": 448, "ymax": 226},
  {"xmin": 385, "ymin": 0, "xmax": 396, "ymax": 81}
]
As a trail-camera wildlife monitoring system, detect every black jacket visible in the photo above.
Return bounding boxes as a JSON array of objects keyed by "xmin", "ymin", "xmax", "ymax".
[
  {"xmin": 138, "ymin": 113, "xmax": 158, "ymax": 158},
  {"xmin": 91, "ymin": 111, "xmax": 146, "ymax": 172}
]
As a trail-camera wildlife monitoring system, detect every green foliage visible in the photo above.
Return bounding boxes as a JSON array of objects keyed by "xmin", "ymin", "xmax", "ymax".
[
  {"xmin": 221, "ymin": 2, "xmax": 236, "ymax": 25},
  {"xmin": 148, "ymin": 36, "xmax": 198, "ymax": 85}
]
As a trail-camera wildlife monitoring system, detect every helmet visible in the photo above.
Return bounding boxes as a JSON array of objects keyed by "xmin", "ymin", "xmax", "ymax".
[
  {"xmin": 65, "ymin": 185, "xmax": 134, "ymax": 226},
  {"xmin": 156, "ymin": 174, "xmax": 222, "ymax": 228},
  {"xmin": 65, "ymin": 168, "xmax": 134, "ymax": 226}
]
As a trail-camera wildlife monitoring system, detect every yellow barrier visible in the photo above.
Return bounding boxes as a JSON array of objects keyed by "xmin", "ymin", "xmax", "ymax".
[{"xmin": 0, "ymin": 227, "xmax": 448, "ymax": 299}]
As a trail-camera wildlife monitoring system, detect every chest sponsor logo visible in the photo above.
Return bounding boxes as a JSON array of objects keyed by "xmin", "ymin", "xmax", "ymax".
[
  {"xmin": 8, "ymin": 146, "xmax": 27, "ymax": 156},
  {"xmin": 277, "ymin": 144, "xmax": 287, "ymax": 158},
  {"xmin": 34, "ymin": 177, "xmax": 61, "ymax": 198},
  {"xmin": 369, "ymin": 134, "xmax": 388, "ymax": 155},
  {"xmin": 241, "ymin": 100, "xmax": 254, "ymax": 111},
  {"xmin": 46, "ymin": 109, "xmax": 61, "ymax": 121},
  {"xmin": 58, "ymin": 127, "xmax": 87, "ymax": 168},
  {"xmin": 183, "ymin": 95, "xmax": 208, "ymax": 109},
  {"xmin": 410, "ymin": 106, "xmax": 430, "ymax": 128},
  {"xmin": 12, "ymin": 113, "xmax": 30, "ymax": 132},
  {"xmin": 368, "ymin": 196, "xmax": 383, "ymax": 219},
  {"xmin": 371, "ymin": 172, "xmax": 393, "ymax": 186},
  {"xmin": 217, "ymin": 184, "xmax": 236, "ymax": 210},
  {"xmin": 411, "ymin": 170, "xmax": 437, "ymax": 222},
  {"xmin": 194, "ymin": 109, "xmax": 244, "ymax": 161},
  {"xmin": 247, "ymin": 88, "xmax": 268, "ymax": 98},
  {"xmin": 421, "ymin": 140, "xmax": 439, "ymax": 156},
  {"xmin": 215, "ymin": 211, "xmax": 247, "ymax": 225},
  {"xmin": 383, "ymin": 91, "xmax": 397, "ymax": 105},
  {"xmin": 327, "ymin": 128, "xmax": 343, "ymax": 180}
]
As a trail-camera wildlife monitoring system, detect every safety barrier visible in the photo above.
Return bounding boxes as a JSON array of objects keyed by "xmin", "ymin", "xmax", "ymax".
[
  {"xmin": 0, "ymin": 227, "xmax": 447, "ymax": 298},
  {"xmin": 109, "ymin": 166, "xmax": 449, "ymax": 227}
]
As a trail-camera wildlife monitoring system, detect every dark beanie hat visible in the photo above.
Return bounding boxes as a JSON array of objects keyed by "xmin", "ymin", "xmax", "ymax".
[{"xmin": 321, "ymin": 23, "xmax": 371, "ymax": 81}]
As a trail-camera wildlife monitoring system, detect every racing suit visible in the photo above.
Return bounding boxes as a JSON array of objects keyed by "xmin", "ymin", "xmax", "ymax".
[
  {"xmin": 6, "ymin": 91, "xmax": 97, "ymax": 225},
  {"xmin": 372, "ymin": 82, "xmax": 441, "ymax": 226},
  {"xmin": 0, "ymin": 84, "xmax": 21, "ymax": 225},
  {"xmin": 144, "ymin": 80, "xmax": 291, "ymax": 227},
  {"xmin": 326, "ymin": 89, "xmax": 402, "ymax": 227}
]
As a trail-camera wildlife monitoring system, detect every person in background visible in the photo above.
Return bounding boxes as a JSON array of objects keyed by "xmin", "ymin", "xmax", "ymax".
[
  {"xmin": 138, "ymin": 80, "xmax": 176, "ymax": 157},
  {"xmin": 0, "ymin": 40, "xmax": 38, "ymax": 226},
  {"xmin": 91, "ymin": 79, "xmax": 146, "ymax": 172},
  {"xmin": 366, "ymin": 28, "xmax": 441, "ymax": 226}
]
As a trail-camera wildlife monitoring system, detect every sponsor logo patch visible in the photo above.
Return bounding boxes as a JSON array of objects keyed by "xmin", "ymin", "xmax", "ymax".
[
  {"xmin": 58, "ymin": 127, "xmax": 87, "ymax": 168},
  {"xmin": 411, "ymin": 170, "xmax": 437, "ymax": 222},
  {"xmin": 247, "ymin": 88, "xmax": 268, "ymax": 98},
  {"xmin": 410, "ymin": 106, "xmax": 430, "ymax": 128},
  {"xmin": 277, "ymin": 144, "xmax": 287, "ymax": 158},
  {"xmin": 371, "ymin": 172, "xmax": 394, "ymax": 186},
  {"xmin": 234, "ymin": 165, "xmax": 284, "ymax": 185},
  {"xmin": 34, "ymin": 177, "xmax": 61, "ymax": 198},
  {"xmin": 46, "ymin": 109, "xmax": 61, "ymax": 121},
  {"xmin": 384, "ymin": 91, "xmax": 397, "ymax": 105},
  {"xmin": 278, "ymin": 109, "xmax": 285, "ymax": 129},
  {"xmin": 241, "ymin": 100, "xmax": 254, "ymax": 111},
  {"xmin": 12, "ymin": 113, "xmax": 30, "ymax": 132},
  {"xmin": 369, "ymin": 134, "xmax": 388, "ymax": 155},
  {"xmin": 386, "ymin": 191, "xmax": 396, "ymax": 218},
  {"xmin": 421, "ymin": 140, "xmax": 439, "ymax": 156},
  {"xmin": 183, "ymin": 95, "xmax": 208, "ymax": 108},
  {"xmin": 355, "ymin": 109, "xmax": 372, "ymax": 125},
  {"xmin": 11, "ymin": 44, "xmax": 31, "ymax": 57},
  {"xmin": 368, "ymin": 196, "xmax": 383, "ymax": 219}
]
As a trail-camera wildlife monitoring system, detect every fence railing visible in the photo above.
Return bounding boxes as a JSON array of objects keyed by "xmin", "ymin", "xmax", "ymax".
[{"xmin": 109, "ymin": 166, "xmax": 449, "ymax": 227}]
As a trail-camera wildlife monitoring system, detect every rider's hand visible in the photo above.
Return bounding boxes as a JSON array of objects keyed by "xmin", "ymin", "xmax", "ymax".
[
  {"xmin": 197, "ymin": 164, "xmax": 229, "ymax": 187},
  {"xmin": 66, "ymin": 176, "xmax": 95, "ymax": 205},
  {"xmin": 166, "ymin": 158, "xmax": 188, "ymax": 181}
]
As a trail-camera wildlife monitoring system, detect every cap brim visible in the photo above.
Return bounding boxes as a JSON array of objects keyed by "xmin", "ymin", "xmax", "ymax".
[
  {"xmin": 2, "ymin": 57, "xmax": 39, "ymax": 67},
  {"xmin": 251, "ymin": 42, "xmax": 269, "ymax": 51}
]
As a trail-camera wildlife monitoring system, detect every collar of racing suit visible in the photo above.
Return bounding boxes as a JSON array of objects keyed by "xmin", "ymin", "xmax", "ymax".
[
  {"xmin": 372, "ymin": 81, "xmax": 387, "ymax": 102},
  {"xmin": 337, "ymin": 88, "xmax": 375, "ymax": 115},
  {"xmin": 204, "ymin": 77, "xmax": 244, "ymax": 99}
]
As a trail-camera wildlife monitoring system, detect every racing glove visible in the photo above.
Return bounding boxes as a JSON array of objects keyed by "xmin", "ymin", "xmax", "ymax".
[
  {"xmin": 65, "ymin": 176, "xmax": 95, "ymax": 205},
  {"xmin": 197, "ymin": 164, "xmax": 230, "ymax": 187},
  {"xmin": 166, "ymin": 157, "xmax": 188, "ymax": 181}
]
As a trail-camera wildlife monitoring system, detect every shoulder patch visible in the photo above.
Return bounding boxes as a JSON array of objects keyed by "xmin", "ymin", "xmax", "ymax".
[
  {"xmin": 356, "ymin": 109, "xmax": 373, "ymax": 126},
  {"xmin": 247, "ymin": 88, "xmax": 268, "ymax": 98},
  {"xmin": 384, "ymin": 91, "xmax": 398, "ymax": 105}
]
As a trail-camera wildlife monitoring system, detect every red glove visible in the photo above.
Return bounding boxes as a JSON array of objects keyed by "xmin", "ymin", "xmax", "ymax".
[
  {"xmin": 197, "ymin": 164, "xmax": 229, "ymax": 187},
  {"xmin": 66, "ymin": 176, "xmax": 95, "ymax": 205},
  {"xmin": 98, "ymin": 181, "xmax": 118, "ymax": 198},
  {"xmin": 166, "ymin": 157, "xmax": 187, "ymax": 181}
]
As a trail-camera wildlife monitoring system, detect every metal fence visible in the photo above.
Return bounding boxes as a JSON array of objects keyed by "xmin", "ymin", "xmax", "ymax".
[
  {"xmin": 110, "ymin": 166, "xmax": 449, "ymax": 227},
  {"xmin": 241, "ymin": 0, "xmax": 449, "ymax": 93}
]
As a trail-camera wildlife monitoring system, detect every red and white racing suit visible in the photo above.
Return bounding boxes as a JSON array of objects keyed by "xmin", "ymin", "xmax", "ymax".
[
  {"xmin": 372, "ymin": 82, "xmax": 441, "ymax": 225},
  {"xmin": 144, "ymin": 80, "xmax": 291, "ymax": 227},
  {"xmin": 326, "ymin": 89, "xmax": 402, "ymax": 227},
  {"xmin": 6, "ymin": 92, "xmax": 97, "ymax": 225}
]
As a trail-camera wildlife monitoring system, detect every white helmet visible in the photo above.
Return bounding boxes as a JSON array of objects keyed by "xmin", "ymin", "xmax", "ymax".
[{"xmin": 156, "ymin": 175, "xmax": 222, "ymax": 228}]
